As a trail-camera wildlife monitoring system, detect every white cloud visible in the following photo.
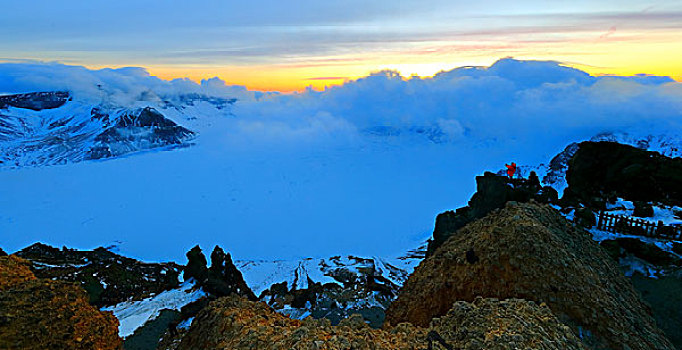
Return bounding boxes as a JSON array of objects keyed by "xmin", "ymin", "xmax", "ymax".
[{"xmin": 1, "ymin": 58, "xmax": 680, "ymax": 148}]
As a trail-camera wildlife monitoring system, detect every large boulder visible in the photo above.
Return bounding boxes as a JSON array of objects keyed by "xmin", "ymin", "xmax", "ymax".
[
  {"xmin": 565, "ymin": 141, "xmax": 682, "ymax": 206},
  {"xmin": 427, "ymin": 172, "xmax": 555, "ymax": 256},
  {"xmin": 0, "ymin": 255, "xmax": 122, "ymax": 350},
  {"xmin": 386, "ymin": 202, "xmax": 674, "ymax": 349}
]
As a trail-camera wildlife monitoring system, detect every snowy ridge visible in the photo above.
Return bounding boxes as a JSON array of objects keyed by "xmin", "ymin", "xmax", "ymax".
[{"xmin": 236, "ymin": 254, "xmax": 421, "ymax": 297}]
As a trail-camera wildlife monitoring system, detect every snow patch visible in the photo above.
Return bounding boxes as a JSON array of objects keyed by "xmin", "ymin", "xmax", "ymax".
[{"xmin": 102, "ymin": 281, "xmax": 205, "ymax": 338}]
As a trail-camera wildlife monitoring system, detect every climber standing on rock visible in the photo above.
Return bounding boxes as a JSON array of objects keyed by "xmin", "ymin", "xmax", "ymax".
[{"xmin": 505, "ymin": 162, "xmax": 517, "ymax": 179}]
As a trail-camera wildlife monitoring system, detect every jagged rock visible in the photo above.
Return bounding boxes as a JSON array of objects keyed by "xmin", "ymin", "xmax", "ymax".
[
  {"xmin": 633, "ymin": 201, "xmax": 655, "ymax": 217},
  {"xmin": 0, "ymin": 91, "xmax": 70, "ymax": 111},
  {"xmin": 427, "ymin": 172, "xmax": 557, "ymax": 256},
  {"xmin": 0, "ymin": 247, "xmax": 6, "ymax": 256},
  {"xmin": 16, "ymin": 242, "xmax": 181, "ymax": 306},
  {"xmin": 0, "ymin": 255, "xmax": 122, "ymax": 350},
  {"xmin": 386, "ymin": 202, "xmax": 674, "ymax": 349},
  {"xmin": 176, "ymin": 295, "xmax": 586, "ymax": 350},
  {"xmin": 184, "ymin": 245, "xmax": 256, "ymax": 301},
  {"xmin": 565, "ymin": 141, "xmax": 682, "ymax": 207},
  {"xmin": 205, "ymin": 246, "xmax": 257, "ymax": 300},
  {"xmin": 184, "ymin": 245, "xmax": 208, "ymax": 283}
]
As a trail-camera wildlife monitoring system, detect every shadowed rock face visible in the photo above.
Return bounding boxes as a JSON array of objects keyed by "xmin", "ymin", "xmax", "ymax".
[
  {"xmin": 386, "ymin": 202, "xmax": 674, "ymax": 350},
  {"xmin": 176, "ymin": 295, "xmax": 586, "ymax": 350},
  {"xmin": 0, "ymin": 255, "xmax": 122, "ymax": 350},
  {"xmin": 0, "ymin": 91, "xmax": 70, "ymax": 111},
  {"xmin": 565, "ymin": 141, "xmax": 682, "ymax": 207}
]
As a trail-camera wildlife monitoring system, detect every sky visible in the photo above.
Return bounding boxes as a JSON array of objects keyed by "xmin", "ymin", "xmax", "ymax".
[{"xmin": 1, "ymin": 0, "xmax": 681, "ymax": 91}]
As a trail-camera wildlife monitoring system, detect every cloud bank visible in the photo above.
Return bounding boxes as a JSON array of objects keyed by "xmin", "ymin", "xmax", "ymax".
[{"xmin": 1, "ymin": 58, "xmax": 681, "ymax": 148}]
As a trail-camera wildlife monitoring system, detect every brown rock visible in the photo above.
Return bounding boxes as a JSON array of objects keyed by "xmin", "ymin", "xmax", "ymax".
[
  {"xmin": 385, "ymin": 202, "xmax": 674, "ymax": 350},
  {"xmin": 0, "ymin": 255, "xmax": 122, "ymax": 350},
  {"xmin": 176, "ymin": 295, "xmax": 586, "ymax": 350}
]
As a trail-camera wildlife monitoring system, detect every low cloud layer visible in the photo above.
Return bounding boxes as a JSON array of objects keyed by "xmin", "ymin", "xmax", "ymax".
[{"xmin": 1, "ymin": 58, "xmax": 681, "ymax": 148}]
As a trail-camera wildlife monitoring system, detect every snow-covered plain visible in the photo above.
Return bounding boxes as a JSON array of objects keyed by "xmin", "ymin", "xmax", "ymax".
[{"xmin": 1, "ymin": 58, "xmax": 682, "ymax": 263}]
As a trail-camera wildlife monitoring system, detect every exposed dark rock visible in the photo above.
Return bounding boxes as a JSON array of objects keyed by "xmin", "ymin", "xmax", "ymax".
[
  {"xmin": 427, "ymin": 171, "xmax": 558, "ymax": 256},
  {"xmin": 184, "ymin": 245, "xmax": 208, "ymax": 283},
  {"xmin": 565, "ymin": 141, "xmax": 682, "ymax": 207},
  {"xmin": 87, "ymin": 107, "xmax": 195, "ymax": 160},
  {"xmin": 630, "ymin": 274, "xmax": 682, "ymax": 350},
  {"xmin": 205, "ymin": 246, "xmax": 256, "ymax": 300},
  {"xmin": 465, "ymin": 248, "xmax": 479, "ymax": 264},
  {"xmin": 633, "ymin": 201, "xmax": 655, "ymax": 218},
  {"xmin": 600, "ymin": 238, "xmax": 682, "ymax": 267},
  {"xmin": 124, "ymin": 309, "xmax": 180, "ymax": 350},
  {"xmin": 386, "ymin": 202, "xmax": 674, "ymax": 349},
  {"xmin": 184, "ymin": 245, "xmax": 256, "ymax": 301},
  {"xmin": 573, "ymin": 207, "xmax": 596, "ymax": 228},
  {"xmin": 0, "ymin": 247, "xmax": 6, "ymax": 256},
  {"xmin": 0, "ymin": 255, "xmax": 122, "ymax": 350},
  {"xmin": 543, "ymin": 142, "xmax": 580, "ymax": 189},
  {"xmin": 16, "ymin": 242, "xmax": 181, "ymax": 306},
  {"xmin": 0, "ymin": 91, "xmax": 70, "ymax": 111}
]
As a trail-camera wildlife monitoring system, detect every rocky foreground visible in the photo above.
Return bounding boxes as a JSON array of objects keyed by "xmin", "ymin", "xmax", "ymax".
[
  {"xmin": 175, "ymin": 293, "xmax": 585, "ymax": 350},
  {"xmin": 0, "ymin": 255, "xmax": 122, "ymax": 350}
]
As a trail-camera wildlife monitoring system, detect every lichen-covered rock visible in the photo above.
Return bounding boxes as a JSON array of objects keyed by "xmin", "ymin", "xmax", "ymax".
[
  {"xmin": 386, "ymin": 202, "xmax": 674, "ymax": 350},
  {"xmin": 177, "ymin": 295, "xmax": 428, "ymax": 350},
  {"xmin": 0, "ymin": 255, "xmax": 122, "ymax": 350},
  {"xmin": 430, "ymin": 297, "xmax": 586, "ymax": 350},
  {"xmin": 175, "ymin": 294, "xmax": 586, "ymax": 350}
]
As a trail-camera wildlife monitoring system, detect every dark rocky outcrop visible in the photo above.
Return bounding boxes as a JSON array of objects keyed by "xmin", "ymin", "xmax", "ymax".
[
  {"xmin": 427, "ymin": 171, "xmax": 556, "ymax": 256},
  {"xmin": 184, "ymin": 245, "xmax": 256, "ymax": 300},
  {"xmin": 0, "ymin": 255, "xmax": 122, "ymax": 350},
  {"xmin": 206, "ymin": 246, "xmax": 256, "ymax": 300},
  {"xmin": 16, "ymin": 242, "xmax": 181, "ymax": 306},
  {"xmin": 0, "ymin": 91, "xmax": 70, "ymax": 111},
  {"xmin": 88, "ymin": 107, "xmax": 195, "ymax": 160},
  {"xmin": 0, "ymin": 247, "xmax": 6, "ymax": 256},
  {"xmin": 184, "ymin": 245, "xmax": 208, "ymax": 283},
  {"xmin": 633, "ymin": 201, "xmax": 655, "ymax": 218},
  {"xmin": 565, "ymin": 141, "xmax": 682, "ymax": 207},
  {"xmin": 386, "ymin": 202, "xmax": 674, "ymax": 349},
  {"xmin": 176, "ymin": 294, "xmax": 585, "ymax": 350}
]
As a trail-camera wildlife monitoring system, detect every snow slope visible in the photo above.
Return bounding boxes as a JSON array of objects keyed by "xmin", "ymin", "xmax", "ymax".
[{"xmin": 102, "ymin": 281, "xmax": 205, "ymax": 338}]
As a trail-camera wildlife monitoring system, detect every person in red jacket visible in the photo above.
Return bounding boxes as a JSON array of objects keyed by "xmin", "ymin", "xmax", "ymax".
[{"xmin": 505, "ymin": 162, "xmax": 516, "ymax": 178}]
